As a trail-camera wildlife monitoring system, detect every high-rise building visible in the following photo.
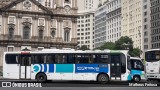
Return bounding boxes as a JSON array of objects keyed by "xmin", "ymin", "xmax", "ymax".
[
  {"xmin": 77, "ymin": 0, "xmax": 105, "ymax": 49},
  {"xmin": 106, "ymin": 0, "xmax": 121, "ymax": 43},
  {"xmin": 77, "ymin": 10, "xmax": 95, "ymax": 49},
  {"xmin": 150, "ymin": 0, "xmax": 160, "ymax": 49},
  {"xmin": 94, "ymin": 4, "xmax": 107, "ymax": 48},
  {"xmin": 77, "ymin": 0, "xmax": 107, "ymax": 11},
  {"xmin": 121, "ymin": 0, "xmax": 143, "ymax": 50},
  {"xmin": 142, "ymin": 0, "xmax": 151, "ymax": 57},
  {"xmin": 94, "ymin": 0, "xmax": 121, "ymax": 48},
  {"xmin": 0, "ymin": 0, "xmax": 78, "ymax": 68}
]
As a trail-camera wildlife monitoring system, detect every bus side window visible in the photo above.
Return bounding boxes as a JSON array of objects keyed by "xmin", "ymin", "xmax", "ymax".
[
  {"xmin": 121, "ymin": 54, "xmax": 126, "ymax": 73},
  {"xmin": 62, "ymin": 54, "xmax": 67, "ymax": 64},
  {"xmin": 46, "ymin": 54, "xmax": 55, "ymax": 64},
  {"xmin": 93, "ymin": 54, "xmax": 99, "ymax": 63},
  {"xmin": 76, "ymin": 54, "xmax": 81, "ymax": 64},
  {"xmin": 55, "ymin": 54, "xmax": 59, "ymax": 63},
  {"xmin": 100, "ymin": 54, "xmax": 109, "ymax": 63},
  {"xmin": 33, "ymin": 55, "xmax": 45, "ymax": 64},
  {"xmin": 5, "ymin": 54, "xmax": 19, "ymax": 64},
  {"xmin": 67, "ymin": 54, "xmax": 75, "ymax": 64},
  {"xmin": 88, "ymin": 54, "xmax": 93, "ymax": 63}
]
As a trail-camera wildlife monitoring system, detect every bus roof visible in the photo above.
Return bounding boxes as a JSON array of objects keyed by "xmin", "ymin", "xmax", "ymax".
[
  {"xmin": 145, "ymin": 49, "xmax": 160, "ymax": 52},
  {"xmin": 4, "ymin": 49, "xmax": 129, "ymax": 55}
]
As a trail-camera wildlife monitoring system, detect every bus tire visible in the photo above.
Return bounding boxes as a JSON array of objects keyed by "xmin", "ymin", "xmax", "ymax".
[
  {"xmin": 97, "ymin": 74, "xmax": 109, "ymax": 84},
  {"xmin": 133, "ymin": 75, "xmax": 141, "ymax": 82},
  {"xmin": 36, "ymin": 73, "xmax": 47, "ymax": 82}
]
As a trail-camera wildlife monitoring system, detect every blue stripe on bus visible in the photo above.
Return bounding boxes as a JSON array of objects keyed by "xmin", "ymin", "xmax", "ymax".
[
  {"xmin": 56, "ymin": 64, "xmax": 73, "ymax": 73},
  {"xmin": 43, "ymin": 64, "xmax": 47, "ymax": 72},
  {"xmin": 130, "ymin": 70, "xmax": 142, "ymax": 76},
  {"xmin": 75, "ymin": 64, "xmax": 108, "ymax": 73},
  {"xmin": 40, "ymin": 64, "xmax": 42, "ymax": 72},
  {"xmin": 49, "ymin": 64, "xmax": 54, "ymax": 73}
]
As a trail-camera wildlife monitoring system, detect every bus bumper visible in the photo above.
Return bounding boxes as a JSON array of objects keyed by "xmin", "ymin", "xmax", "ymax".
[{"xmin": 146, "ymin": 74, "xmax": 160, "ymax": 79}]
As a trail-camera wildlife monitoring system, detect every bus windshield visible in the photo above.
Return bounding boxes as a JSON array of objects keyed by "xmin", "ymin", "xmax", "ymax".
[
  {"xmin": 130, "ymin": 59, "xmax": 144, "ymax": 71},
  {"xmin": 145, "ymin": 51, "xmax": 160, "ymax": 62}
]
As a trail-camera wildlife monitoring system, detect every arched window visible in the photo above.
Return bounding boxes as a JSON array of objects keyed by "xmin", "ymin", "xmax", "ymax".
[
  {"xmin": 23, "ymin": 26, "xmax": 30, "ymax": 39},
  {"xmin": 64, "ymin": 30, "xmax": 70, "ymax": 42},
  {"xmin": 51, "ymin": 30, "xmax": 55, "ymax": 39},
  {"xmin": 39, "ymin": 29, "xmax": 43, "ymax": 40},
  {"xmin": 8, "ymin": 27, "xmax": 14, "ymax": 39}
]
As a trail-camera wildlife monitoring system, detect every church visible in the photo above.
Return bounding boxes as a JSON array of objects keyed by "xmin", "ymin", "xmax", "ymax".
[{"xmin": 0, "ymin": 0, "xmax": 78, "ymax": 68}]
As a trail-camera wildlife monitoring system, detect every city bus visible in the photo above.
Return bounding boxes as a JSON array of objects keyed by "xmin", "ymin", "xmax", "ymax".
[
  {"xmin": 3, "ymin": 49, "xmax": 143, "ymax": 83},
  {"xmin": 145, "ymin": 49, "xmax": 160, "ymax": 82}
]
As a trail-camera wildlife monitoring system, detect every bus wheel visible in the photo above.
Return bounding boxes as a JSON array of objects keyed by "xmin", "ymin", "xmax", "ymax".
[
  {"xmin": 97, "ymin": 74, "xmax": 109, "ymax": 84},
  {"xmin": 36, "ymin": 73, "xmax": 47, "ymax": 82},
  {"xmin": 133, "ymin": 75, "xmax": 141, "ymax": 82}
]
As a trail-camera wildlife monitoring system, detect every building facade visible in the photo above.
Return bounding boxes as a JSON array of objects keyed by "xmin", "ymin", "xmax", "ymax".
[
  {"xmin": 94, "ymin": 0, "xmax": 121, "ymax": 48},
  {"xmin": 150, "ymin": 0, "xmax": 160, "ymax": 49},
  {"xmin": 121, "ymin": 0, "xmax": 143, "ymax": 50},
  {"xmin": 106, "ymin": 0, "xmax": 121, "ymax": 43},
  {"xmin": 0, "ymin": 0, "xmax": 78, "ymax": 67},
  {"xmin": 77, "ymin": 10, "xmax": 95, "ymax": 49},
  {"xmin": 94, "ymin": 3, "xmax": 107, "ymax": 48},
  {"xmin": 77, "ymin": 0, "xmax": 107, "ymax": 49},
  {"xmin": 77, "ymin": 0, "xmax": 107, "ymax": 11},
  {"xmin": 142, "ymin": 0, "xmax": 151, "ymax": 57}
]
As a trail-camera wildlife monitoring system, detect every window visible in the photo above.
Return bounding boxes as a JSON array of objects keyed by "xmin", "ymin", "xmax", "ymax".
[
  {"xmin": 100, "ymin": 55, "xmax": 109, "ymax": 63},
  {"xmin": 64, "ymin": 30, "xmax": 70, "ymax": 42},
  {"xmin": 39, "ymin": 29, "xmax": 43, "ymax": 40},
  {"xmin": 23, "ymin": 26, "xmax": 30, "ymax": 39},
  {"xmin": 144, "ymin": 25, "xmax": 148, "ymax": 29},
  {"xmin": 76, "ymin": 54, "xmax": 89, "ymax": 63},
  {"xmin": 145, "ymin": 51, "xmax": 160, "ymax": 62},
  {"xmin": 121, "ymin": 54, "xmax": 126, "ymax": 73},
  {"xmin": 144, "ymin": 18, "xmax": 147, "ymax": 22},
  {"xmin": 144, "ymin": 11, "xmax": 147, "ymax": 16},
  {"xmin": 143, "ymin": 5, "xmax": 147, "ymax": 9},
  {"xmin": 21, "ymin": 55, "xmax": 32, "ymax": 66},
  {"xmin": 51, "ymin": 30, "xmax": 55, "ymax": 39},
  {"xmin": 93, "ymin": 54, "xmax": 109, "ymax": 63},
  {"xmin": 8, "ymin": 27, "xmax": 14, "ymax": 39},
  {"xmin": 130, "ymin": 59, "xmax": 144, "ymax": 71},
  {"xmin": 7, "ymin": 46, "xmax": 14, "ymax": 52},
  {"xmin": 33, "ymin": 54, "xmax": 45, "ymax": 64},
  {"xmin": 5, "ymin": 54, "xmax": 19, "ymax": 64},
  {"xmin": 64, "ymin": 0, "xmax": 70, "ymax": 3},
  {"xmin": 46, "ymin": 54, "xmax": 55, "ymax": 64},
  {"xmin": 54, "ymin": 54, "xmax": 67, "ymax": 64}
]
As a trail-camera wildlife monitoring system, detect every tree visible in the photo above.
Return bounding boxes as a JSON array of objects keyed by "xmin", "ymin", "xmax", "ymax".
[
  {"xmin": 95, "ymin": 42, "xmax": 116, "ymax": 50},
  {"xmin": 129, "ymin": 48, "xmax": 142, "ymax": 57},
  {"xmin": 78, "ymin": 45, "xmax": 90, "ymax": 51},
  {"xmin": 115, "ymin": 36, "xmax": 133, "ymax": 51}
]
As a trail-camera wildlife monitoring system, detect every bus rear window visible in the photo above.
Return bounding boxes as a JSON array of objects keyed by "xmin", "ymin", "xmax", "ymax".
[{"xmin": 5, "ymin": 54, "xmax": 19, "ymax": 64}]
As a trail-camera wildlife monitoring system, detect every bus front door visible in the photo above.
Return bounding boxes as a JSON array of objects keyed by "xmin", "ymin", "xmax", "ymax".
[
  {"xmin": 20, "ymin": 55, "xmax": 31, "ymax": 79},
  {"xmin": 110, "ymin": 55, "xmax": 121, "ymax": 80}
]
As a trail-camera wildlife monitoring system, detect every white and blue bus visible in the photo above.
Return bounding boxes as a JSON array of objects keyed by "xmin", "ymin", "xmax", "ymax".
[
  {"xmin": 3, "ymin": 49, "xmax": 144, "ymax": 83},
  {"xmin": 145, "ymin": 49, "xmax": 160, "ymax": 82}
]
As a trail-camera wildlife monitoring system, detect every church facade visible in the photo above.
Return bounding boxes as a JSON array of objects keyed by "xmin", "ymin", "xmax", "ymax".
[{"xmin": 0, "ymin": 0, "xmax": 78, "ymax": 67}]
